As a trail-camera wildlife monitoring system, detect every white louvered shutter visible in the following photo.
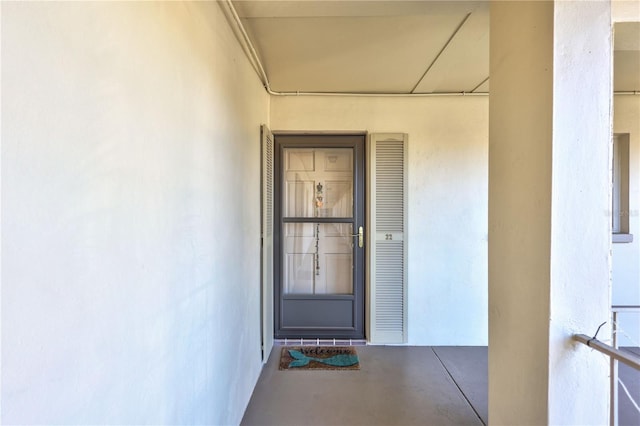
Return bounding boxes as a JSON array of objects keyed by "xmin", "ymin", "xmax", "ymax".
[
  {"xmin": 369, "ymin": 133, "xmax": 407, "ymax": 344},
  {"xmin": 261, "ymin": 124, "xmax": 274, "ymax": 361}
]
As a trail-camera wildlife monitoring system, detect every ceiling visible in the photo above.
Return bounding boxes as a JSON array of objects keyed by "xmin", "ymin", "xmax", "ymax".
[{"xmin": 231, "ymin": 1, "xmax": 640, "ymax": 94}]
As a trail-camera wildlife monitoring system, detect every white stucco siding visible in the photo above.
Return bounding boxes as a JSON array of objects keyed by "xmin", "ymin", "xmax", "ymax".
[
  {"xmin": 270, "ymin": 94, "xmax": 640, "ymax": 349},
  {"xmin": 271, "ymin": 96, "xmax": 489, "ymax": 345},
  {"xmin": 1, "ymin": 2, "xmax": 268, "ymax": 424}
]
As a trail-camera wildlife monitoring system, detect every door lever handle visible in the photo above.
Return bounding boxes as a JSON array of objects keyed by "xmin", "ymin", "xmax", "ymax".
[{"xmin": 351, "ymin": 226, "xmax": 364, "ymax": 248}]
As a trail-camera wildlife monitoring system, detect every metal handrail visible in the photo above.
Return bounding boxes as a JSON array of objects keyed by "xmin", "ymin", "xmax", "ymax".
[
  {"xmin": 573, "ymin": 334, "xmax": 640, "ymax": 370},
  {"xmin": 612, "ymin": 304, "xmax": 640, "ymax": 313},
  {"xmin": 575, "ymin": 305, "xmax": 640, "ymax": 426}
]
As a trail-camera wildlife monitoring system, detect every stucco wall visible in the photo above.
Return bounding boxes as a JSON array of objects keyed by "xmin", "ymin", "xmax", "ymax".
[
  {"xmin": 271, "ymin": 95, "xmax": 640, "ymax": 349},
  {"xmin": 489, "ymin": 2, "xmax": 612, "ymax": 423},
  {"xmin": 271, "ymin": 95, "xmax": 489, "ymax": 345},
  {"xmin": 613, "ymin": 95, "xmax": 640, "ymax": 347},
  {"xmin": 1, "ymin": 2, "xmax": 268, "ymax": 424}
]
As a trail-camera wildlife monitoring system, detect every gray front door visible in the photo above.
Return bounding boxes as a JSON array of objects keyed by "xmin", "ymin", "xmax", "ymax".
[{"xmin": 274, "ymin": 134, "xmax": 365, "ymax": 339}]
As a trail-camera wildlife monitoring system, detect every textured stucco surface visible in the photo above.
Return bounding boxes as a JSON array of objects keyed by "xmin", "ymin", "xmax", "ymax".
[{"xmin": 1, "ymin": 2, "xmax": 268, "ymax": 424}]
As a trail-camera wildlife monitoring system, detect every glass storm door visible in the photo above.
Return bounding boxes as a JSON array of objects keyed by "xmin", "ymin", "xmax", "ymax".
[{"xmin": 274, "ymin": 134, "xmax": 365, "ymax": 339}]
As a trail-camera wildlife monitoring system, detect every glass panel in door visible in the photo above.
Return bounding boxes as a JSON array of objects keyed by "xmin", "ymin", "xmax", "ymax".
[
  {"xmin": 283, "ymin": 147, "xmax": 355, "ymax": 294},
  {"xmin": 283, "ymin": 222, "xmax": 353, "ymax": 295},
  {"xmin": 284, "ymin": 148, "xmax": 353, "ymax": 218}
]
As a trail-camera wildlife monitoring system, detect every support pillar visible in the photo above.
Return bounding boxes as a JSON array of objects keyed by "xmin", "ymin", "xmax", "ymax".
[{"xmin": 489, "ymin": 1, "xmax": 612, "ymax": 424}]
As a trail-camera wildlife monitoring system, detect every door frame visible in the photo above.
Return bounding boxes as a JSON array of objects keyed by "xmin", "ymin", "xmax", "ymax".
[{"xmin": 273, "ymin": 132, "xmax": 367, "ymax": 339}]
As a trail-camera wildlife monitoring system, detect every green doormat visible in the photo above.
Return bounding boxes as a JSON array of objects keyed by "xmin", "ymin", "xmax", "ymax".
[{"xmin": 279, "ymin": 346, "xmax": 360, "ymax": 370}]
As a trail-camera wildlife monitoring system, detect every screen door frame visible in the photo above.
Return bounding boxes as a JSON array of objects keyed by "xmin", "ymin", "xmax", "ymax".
[{"xmin": 273, "ymin": 133, "xmax": 366, "ymax": 339}]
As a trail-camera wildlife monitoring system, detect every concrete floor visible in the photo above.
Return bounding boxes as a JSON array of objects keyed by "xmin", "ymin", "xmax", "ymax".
[
  {"xmin": 242, "ymin": 345, "xmax": 640, "ymax": 426},
  {"xmin": 241, "ymin": 346, "xmax": 487, "ymax": 426}
]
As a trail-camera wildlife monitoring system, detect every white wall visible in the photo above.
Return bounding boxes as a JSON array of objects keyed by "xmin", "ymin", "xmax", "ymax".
[
  {"xmin": 1, "ymin": 2, "xmax": 268, "ymax": 424},
  {"xmin": 271, "ymin": 96, "xmax": 488, "ymax": 345},
  {"xmin": 269, "ymin": 93, "xmax": 640, "ymax": 352},
  {"xmin": 613, "ymin": 95, "xmax": 640, "ymax": 347},
  {"xmin": 489, "ymin": 2, "xmax": 612, "ymax": 423},
  {"xmin": 488, "ymin": 1, "xmax": 554, "ymax": 420}
]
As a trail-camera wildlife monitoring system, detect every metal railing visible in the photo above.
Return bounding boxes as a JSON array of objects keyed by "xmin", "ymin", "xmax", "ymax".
[
  {"xmin": 611, "ymin": 305, "xmax": 640, "ymax": 426},
  {"xmin": 573, "ymin": 333, "xmax": 640, "ymax": 369},
  {"xmin": 574, "ymin": 305, "xmax": 640, "ymax": 426}
]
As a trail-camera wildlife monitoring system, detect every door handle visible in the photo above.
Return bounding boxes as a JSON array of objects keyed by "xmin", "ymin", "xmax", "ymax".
[{"xmin": 351, "ymin": 226, "xmax": 364, "ymax": 248}]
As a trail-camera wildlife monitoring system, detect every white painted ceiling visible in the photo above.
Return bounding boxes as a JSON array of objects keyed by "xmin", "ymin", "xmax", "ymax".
[{"xmin": 232, "ymin": 1, "xmax": 640, "ymax": 94}]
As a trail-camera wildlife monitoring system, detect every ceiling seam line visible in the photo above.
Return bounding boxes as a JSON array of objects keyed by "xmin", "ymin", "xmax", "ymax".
[
  {"xmin": 410, "ymin": 12, "xmax": 471, "ymax": 94},
  {"xmin": 470, "ymin": 76, "xmax": 490, "ymax": 93}
]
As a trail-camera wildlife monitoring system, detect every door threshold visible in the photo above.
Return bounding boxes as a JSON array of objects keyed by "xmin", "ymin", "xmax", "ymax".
[{"xmin": 275, "ymin": 338, "xmax": 367, "ymax": 347}]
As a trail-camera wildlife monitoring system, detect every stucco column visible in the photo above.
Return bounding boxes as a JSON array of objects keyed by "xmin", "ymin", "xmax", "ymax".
[{"xmin": 489, "ymin": 1, "xmax": 612, "ymax": 425}]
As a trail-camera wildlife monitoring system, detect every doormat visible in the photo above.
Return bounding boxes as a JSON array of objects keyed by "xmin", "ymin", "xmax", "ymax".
[{"xmin": 279, "ymin": 346, "xmax": 360, "ymax": 370}]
